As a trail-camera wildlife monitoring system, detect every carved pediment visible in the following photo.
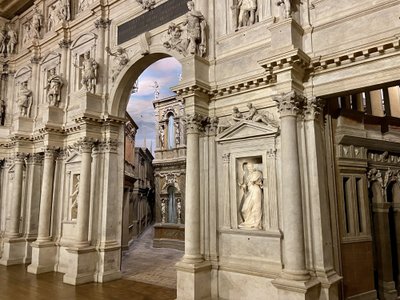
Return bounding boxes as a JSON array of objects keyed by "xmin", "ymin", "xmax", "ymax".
[
  {"xmin": 65, "ymin": 151, "xmax": 80, "ymax": 164},
  {"xmin": 216, "ymin": 120, "xmax": 279, "ymax": 143}
]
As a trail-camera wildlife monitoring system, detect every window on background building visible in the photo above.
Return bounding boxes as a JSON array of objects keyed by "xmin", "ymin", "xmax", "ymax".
[
  {"xmin": 168, "ymin": 186, "xmax": 176, "ymax": 223},
  {"xmin": 167, "ymin": 114, "xmax": 175, "ymax": 149}
]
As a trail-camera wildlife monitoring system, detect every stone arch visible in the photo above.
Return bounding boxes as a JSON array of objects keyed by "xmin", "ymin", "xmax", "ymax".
[
  {"xmin": 70, "ymin": 32, "xmax": 97, "ymax": 50},
  {"xmin": 109, "ymin": 50, "xmax": 183, "ymax": 118}
]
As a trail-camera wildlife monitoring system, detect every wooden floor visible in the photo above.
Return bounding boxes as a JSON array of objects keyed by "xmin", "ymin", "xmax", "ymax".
[{"xmin": 0, "ymin": 264, "xmax": 176, "ymax": 300}]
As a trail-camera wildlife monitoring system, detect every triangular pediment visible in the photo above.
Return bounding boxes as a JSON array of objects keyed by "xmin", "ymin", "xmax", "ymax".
[
  {"xmin": 216, "ymin": 120, "xmax": 279, "ymax": 142},
  {"xmin": 66, "ymin": 151, "xmax": 81, "ymax": 164}
]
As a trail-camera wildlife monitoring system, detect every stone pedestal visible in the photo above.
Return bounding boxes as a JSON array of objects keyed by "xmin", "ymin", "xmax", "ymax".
[
  {"xmin": 42, "ymin": 106, "xmax": 64, "ymax": 127},
  {"xmin": 0, "ymin": 237, "xmax": 26, "ymax": 266},
  {"xmin": 70, "ymin": 90, "xmax": 103, "ymax": 118},
  {"xmin": 96, "ymin": 243, "xmax": 122, "ymax": 283},
  {"xmin": 27, "ymin": 241, "xmax": 57, "ymax": 274},
  {"xmin": 12, "ymin": 116, "xmax": 34, "ymax": 134},
  {"xmin": 273, "ymin": 277, "xmax": 320, "ymax": 300},
  {"xmin": 176, "ymin": 261, "xmax": 212, "ymax": 300},
  {"xmin": 269, "ymin": 18, "xmax": 303, "ymax": 54},
  {"xmin": 63, "ymin": 246, "xmax": 97, "ymax": 285}
]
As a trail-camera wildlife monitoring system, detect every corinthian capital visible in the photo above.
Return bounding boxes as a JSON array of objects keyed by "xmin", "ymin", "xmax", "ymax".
[
  {"xmin": 185, "ymin": 113, "xmax": 205, "ymax": 134},
  {"xmin": 274, "ymin": 91, "xmax": 306, "ymax": 117},
  {"xmin": 304, "ymin": 97, "xmax": 324, "ymax": 120}
]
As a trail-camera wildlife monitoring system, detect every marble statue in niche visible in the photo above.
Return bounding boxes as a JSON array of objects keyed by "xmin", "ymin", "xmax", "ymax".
[
  {"xmin": 59, "ymin": 0, "xmax": 71, "ymax": 21},
  {"xmin": 78, "ymin": 0, "xmax": 93, "ymax": 12},
  {"xmin": 161, "ymin": 198, "xmax": 168, "ymax": 223},
  {"xmin": 6, "ymin": 24, "xmax": 18, "ymax": 54},
  {"xmin": 183, "ymin": 1, "xmax": 207, "ymax": 57},
  {"xmin": 136, "ymin": 0, "xmax": 156, "ymax": 10},
  {"xmin": 44, "ymin": 68, "xmax": 63, "ymax": 106},
  {"xmin": 31, "ymin": 7, "xmax": 43, "ymax": 39},
  {"xmin": 176, "ymin": 198, "xmax": 182, "ymax": 224},
  {"xmin": 0, "ymin": 26, "xmax": 6, "ymax": 55},
  {"xmin": 73, "ymin": 51, "xmax": 98, "ymax": 93},
  {"xmin": 159, "ymin": 124, "xmax": 165, "ymax": 148},
  {"xmin": 276, "ymin": 0, "xmax": 292, "ymax": 19},
  {"xmin": 175, "ymin": 121, "xmax": 181, "ymax": 146},
  {"xmin": 22, "ymin": 23, "xmax": 31, "ymax": 45},
  {"xmin": 105, "ymin": 47, "xmax": 129, "ymax": 83},
  {"xmin": 47, "ymin": 5, "xmax": 58, "ymax": 31},
  {"xmin": 232, "ymin": 0, "xmax": 257, "ymax": 30},
  {"xmin": 70, "ymin": 174, "xmax": 80, "ymax": 220},
  {"xmin": 163, "ymin": 23, "xmax": 188, "ymax": 56},
  {"xmin": 238, "ymin": 161, "xmax": 263, "ymax": 230},
  {"xmin": 17, "ymin": 81, "xmax": 32, "ymax": 117}
]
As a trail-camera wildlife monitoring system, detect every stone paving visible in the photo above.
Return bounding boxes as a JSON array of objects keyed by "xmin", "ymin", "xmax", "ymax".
[{"xmin": 121, "ymin": 225, "xmax": 184, "ymax": 289}]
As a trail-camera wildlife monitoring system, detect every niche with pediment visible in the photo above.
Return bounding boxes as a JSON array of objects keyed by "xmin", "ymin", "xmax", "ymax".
[
  {"xmin": 216, "ymin": 118, "xmax": 282, "ymax": 273},
  {"xmin": 217, "ymin": 119, "xmax": 280, "ymax": 232}
]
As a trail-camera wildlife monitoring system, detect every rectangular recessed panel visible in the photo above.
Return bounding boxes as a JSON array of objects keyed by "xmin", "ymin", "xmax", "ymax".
[{"xmin": 117, "ymin": 0, "xmax": 187, "ymax": 45}]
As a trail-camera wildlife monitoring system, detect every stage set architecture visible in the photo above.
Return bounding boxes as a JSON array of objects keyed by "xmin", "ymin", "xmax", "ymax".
[{"xmin": 0, "ymin": 0, "xmax": 399, "ymax": 299}]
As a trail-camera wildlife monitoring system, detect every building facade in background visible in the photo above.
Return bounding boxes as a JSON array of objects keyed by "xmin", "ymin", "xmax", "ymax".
[{"xmin": 0, "ymin": 0, "xmax": 399, "ymax": 299}]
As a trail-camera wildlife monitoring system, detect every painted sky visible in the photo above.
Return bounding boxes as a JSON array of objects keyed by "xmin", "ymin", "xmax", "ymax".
[{"xmin": 127, "ymin": 57, "xmax": 182, "ymax": 153}]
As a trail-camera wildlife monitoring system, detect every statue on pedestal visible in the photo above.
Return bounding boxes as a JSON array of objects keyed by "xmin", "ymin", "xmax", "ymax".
[
  {"xmin": 44, "ymin": 69, "xmax": 63, "ymax": 106},
  {"xmin": 277, "ymin": 0, "xmax": 292, "ymax": 19},
  {"xmin": 73, "ymin": 51, "xmax": 98, "ymax": 93},
  {"xmin": 31, "ymin": 7, "xmax": 43, "ymax": 39},
  {"xmin": 237, "ymin": 0, "xmax": 257, "ymax": 28},
  {"xmin": 17, "ymin": 81, "xmax": 32, "ymax": 117},
  {"xmin": 182, "ymin": 1, "xmax": 207, "ymax": 57},
  {"xmin": 6, "ymin": 24, "xmax": 18, "ymax": 54}
]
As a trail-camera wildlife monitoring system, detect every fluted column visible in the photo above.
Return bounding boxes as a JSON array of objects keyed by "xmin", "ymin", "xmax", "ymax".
[
  {"xmin": 183, "ymin": 113, "xmax": 203, "ymax": 263},
  {"xmin": 76, "ymin": 140, "xmax": 93, "ymax": 246},
  {"xmin": 7, "ymin": 153, "xmax": 25, "ymax": 238},
  {"xmin": 275, "ymin": 91, "xmax": 309, "ymax": 280},
  {"xmin": 36, "ymin": 149, "xmax": 56, "ymax": 242}
]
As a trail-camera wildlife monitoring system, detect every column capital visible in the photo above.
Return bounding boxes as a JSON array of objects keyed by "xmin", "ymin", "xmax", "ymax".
[
  {"xmin": 58, "ymin": 39, "xmax": 71, "ymax": 49},
  {"xmin": 206, "ymin": 116, "xmax": 219, "ymax": 136},
  {"xmin": 274, "ymin": 91, "xmax": 306, "ymax": 118},
  {"xmin": 27, "ymin": 153, "xmax": 44, "ymax": 164},
  {"xmin": 94, "ymin": 18, "xmax": 111, "ymax": 29},
  {"xmin": 14, "ymin": 152, "xmax": 27, "ymax": 163},
  {"xmin": 185, "ymin": 113, "xmax": 205, "ymax": 134},
  {"xmin": 304, "ymin": 97, "xmax": 324, "ymax": 121},
  {"xmin": 77, "ymin": 138, "xmax": 96, "ymax": 153},
  {"xmin": 99, "ymin": 138, "xmax": 119, "ymax": 153},
  {"xmin": 44, "ymin": 148, "xmax": 57, "ymax": 159}
]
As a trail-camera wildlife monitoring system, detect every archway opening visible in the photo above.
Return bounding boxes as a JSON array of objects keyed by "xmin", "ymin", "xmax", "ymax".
[{"xmin": 118, "ymin": 55, "xmax": 184, "ymax": 292}]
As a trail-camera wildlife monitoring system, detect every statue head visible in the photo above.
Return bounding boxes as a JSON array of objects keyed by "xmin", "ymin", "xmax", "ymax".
[
  {"xmin": 49, "ymin": 68, "xmax": 55, "ymax": 75},
  {"xmin": 187, "ymin": 1, "xmax": 194, "ymax": 10},
  {"xmin": 116, "ymin": 47, "xmax": 124, "ymax": 54},
  {"xmin": 233, "ymin": 107, "xmax": 239, "ymax": 113},
  {"xmin": 247, "ymin": 103, "xmax": 253, "ymax": 109},
  {"xmin": 21, "ymin": 81, "xmax": 28, "ymax": 88},
  {"xmin": 84, "ymin": 51, "xmax": 90, "ymax": 59}
]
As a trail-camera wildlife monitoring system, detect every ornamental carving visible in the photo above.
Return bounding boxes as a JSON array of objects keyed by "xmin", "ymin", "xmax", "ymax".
[
  {"xmin": 184, "ymin": 113, "xmax": 205, "ymax": 133},
  {"xmin": 136, "ymin": 0, "xmax": 156, "ymax": 10},
  {"xmin": 160, "ymin": 172, "xmax": 181, "ymax": 192},
  {"xmin": 304, "ymin": 97, "xmax": 324, "ymax": 120},
  {"xmin": 163, "ymin": 23, "xmax": 188, "ymax": 56},
  {"xmin": 105, "ymin": 47, "xmax": 129, "ymax": 83},
  {"xmin": 274, "ymin": 91, "xmax": 306, "ymax": 117}
]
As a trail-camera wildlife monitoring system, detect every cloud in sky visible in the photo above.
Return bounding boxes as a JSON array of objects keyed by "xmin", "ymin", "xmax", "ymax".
[{"xmin": 127, "ymin": 57, "xmax": 182, "ymax": 151}]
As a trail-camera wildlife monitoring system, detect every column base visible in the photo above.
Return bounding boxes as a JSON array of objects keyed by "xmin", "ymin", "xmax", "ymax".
[
  {"xmin": 96, "ymin": 242, "xmax": 122, "ymax": 282},
  {"xmin": 379, "ymin": 280, "xmax": 398, "ymax": 300},
  {"xmin": 0, "ymin": 237, "xmax": 26, "ymax": 266},
  {"xmin": 272, "ymin": 276, "xmax": 321, "ymax": 300},
  {"xmin": 176, "ymin": 260, "xmax": 212, "ymax": 300},
  {"xmin": 316, "ymin": 269, "xmax": 342, "ymax": 299},
  {"xmin": 27, "ymin": 241, "xmax": 57, "ymax": 274},
  {"xmin": 63, "ymin": 246, "xmax": 97, "ymax": 285}
]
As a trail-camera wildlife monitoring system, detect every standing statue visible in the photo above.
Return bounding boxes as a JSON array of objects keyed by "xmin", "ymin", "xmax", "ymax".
[
  {"xmin": 0, "ymin": 26, "xmax": 6, "ymax": 54},
  {"xmin": 175, "ymin": 122, "xmax": 181, "ymax": 146},
  {"xmin": 182, "ymin": 1, "xmax": 207, "ymax": 57},
  {"xmin": 73, "ymin": 51, "xmax": 98, "ymax": 93},
  {"xmin": 152, "ymin": 81, "xmax": 160, "ymax": 99},
  {"xmin": 59, "ymin": 0, "xmax": 71, "ymax": 21},
  {"xmin": 47, "ymin": 5, "xmax": 58, "ymax": 32},
  {"xmin": 161, "ymin": 198, "xmax": 168, "ymax": 223},
  {"xmin": 159, "ymin": 124, "xmax": 165, "ymax": 148},
  {"xmin": 31, "ymin": 7, "xmax": 43, "ymax": 39},
  {"xmin": 105, "ymin": 47, "xmax": 129, "ymax": 83},
  {"xmin": 238, "ymin": 163, "xmax": 263, "ymax": 230},
  {"xmin": 6, "ymin": 24, "xmax": 18, "ymax": 54},
  {"xmin": 70, "ymin": 174, "xmax": 80, "ymax": 220},
  {"xmin": 78, "ymin": 0, "xmax": 92, "ymax": 12},
  {"xmin": 237, "ymin": 0, "xmax": 257, "ymax": 28},
  {"xmin": 22, "ymin": 23, "xmax": 31, "ymax": 45},
  {"xmin": 17, "ymin": 81, "xmax": 32, "ymax": 117},
  {"xmin": 44, "ymin": 69, "xmax": 63, "ymax": 106},
  {"xmin": 277, "ymin": 0, "xmax": 292, "ymax": 19}
]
